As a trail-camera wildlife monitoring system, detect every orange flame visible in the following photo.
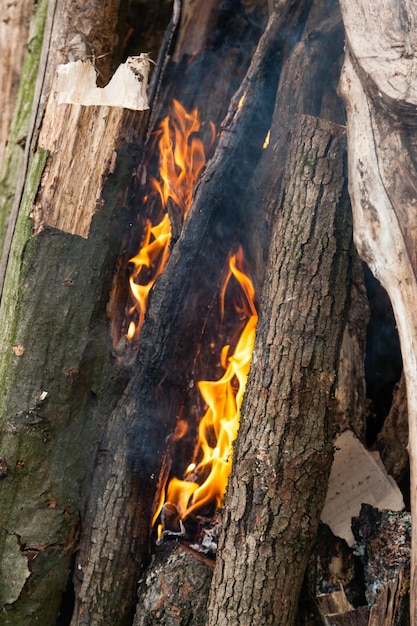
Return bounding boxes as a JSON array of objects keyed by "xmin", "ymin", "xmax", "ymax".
[
  {"xmin": 159, "ymin": 247, "xmax": 258, "ymax": 521},
  {"xmin": 127, "ymin": 100, "xmax": 212, "ymax": 341}
]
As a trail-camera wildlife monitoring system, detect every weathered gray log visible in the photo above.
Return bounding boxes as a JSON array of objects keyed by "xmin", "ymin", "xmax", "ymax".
[
  {"xmin": 338, "ymin": 0, "xmax": 417, "ymax": 620},
  {"xmin": 206, "ymin": 114, "xmax": 352, "ymax": 625}
]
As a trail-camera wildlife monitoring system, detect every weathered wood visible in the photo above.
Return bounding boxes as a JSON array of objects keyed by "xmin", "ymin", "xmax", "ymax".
[
  {"xmin": 0, "ymin": 0, "xmax": 123, "ymax": 293},
  {"xmin": 133, "ymin": 544, "xmax": 214, "ymax": 626},
  {"xmin": 374, "ymin": 373, "xmax": 409, "ymax": 487},
  {"xmin": 0, "ymin": 74, "xmax": 146, "ymax": 626},
  {"xmin": 334, "ymin": 256, "xmax": 369, "ymax": 440},
  {"xmin": 0, "ymin": 0, "xmax": 33, "ymax": 167},
  {"xmin": 206, "ymin": 114, "xmax": 352, "ymax": 626},
  {"xmin": 0, "ymin": 0, "xmax": 49, "ymax": 262},
  {"xmin": 338, "ymin": 0, "xmax": 417, "ymax": 620},
  {"xmin": 72, "ymin": 3, "xmax": 314, "ymax": 624}
]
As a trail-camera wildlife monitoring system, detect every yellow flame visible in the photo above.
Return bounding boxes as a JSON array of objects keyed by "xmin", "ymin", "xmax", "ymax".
[
  {"xmin": 161, "ymin": 247, "xmax": 258, "ymax": 520},
  {"xmin": 127, "ymin": 100, "xmax": 212, "ymax": 341},
  {"xmin": 263, "ymin": 129, "xmax": 270, "ymax": 149}
]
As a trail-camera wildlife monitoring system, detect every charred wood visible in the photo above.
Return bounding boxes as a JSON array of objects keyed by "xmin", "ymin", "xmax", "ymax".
[
  {"xmin": 374, "ymin": 373, "xmax": 409, "ymax": 493},
  {"xmin": 72, "ymin": 3, "xmax": 315, "ymax": 624}
]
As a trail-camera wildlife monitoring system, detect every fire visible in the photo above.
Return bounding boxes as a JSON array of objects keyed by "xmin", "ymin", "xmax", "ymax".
[
  {"xmin": 127, "ymin": 100, "xmax": 213, "ymax": 340},
  {"xmin": 158, "ymin": 247, "xmax": 258, "ymax": 522}
]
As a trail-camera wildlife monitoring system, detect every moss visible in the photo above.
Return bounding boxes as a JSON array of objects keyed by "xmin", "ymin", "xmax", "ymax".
[
  {"xmin": 0, "ymin": 0, "xmax": 49, "ymax": 252},
  {"xmin": 0, "ymin": 148, "xmax": 48, "ymax": 406}
]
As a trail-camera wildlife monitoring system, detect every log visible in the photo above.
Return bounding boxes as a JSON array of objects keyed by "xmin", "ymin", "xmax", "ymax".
[
  {"xmin": 0, "ymin": 63, "xmax": 148, "ymax": 624},
  {"xmin": 206, "ymin": 114, "xmax": 352, "ymax": 625},
  {"xmin": 71, "ymin": 3, "xmax": 314, "ymax": 624},
  {"xmin": 353, "ymin": 505, "xmax": 411, "ymax": 625},
  {"xmin": 0, "ymin": 0, "xmax": 33, "ymax": 167},
  {"xmin": 338, "ymin": 0, "xmax": 417, "ymax": 620},
  {"xmin": 133, "ymin": 544, "xmax": 214, "ymax": 626},
  {"xmin": 0, "ymin": 0, "xmax": 49, "ymax": 260}
]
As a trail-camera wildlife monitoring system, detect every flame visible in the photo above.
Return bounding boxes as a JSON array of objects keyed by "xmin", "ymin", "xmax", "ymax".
[
  {"xmin": 263, "ymin": 129, "xmax": 270, "ymax": 149},
  {"xmin": 159, "ymin": 247, "xmax": 258, "ymax": 521},
  {"xmin": 127, "ymin": 100, "xmax": 212, "ymax": 341}
]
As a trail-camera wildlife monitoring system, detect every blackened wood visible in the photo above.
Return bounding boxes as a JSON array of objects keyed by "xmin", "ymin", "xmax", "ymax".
[
  {"xmin": 353, "ymin": 504, "xmax": 411, "ymax": 625},
  {"xmin": 72, "ymin": 3, "xmax": 314, "ymax": 624},
  {"xmin": 374, "ymin": 373, "xmax": 409, "ymax": 488},
  {"xmin": 207, "ymin": 114, "xmax": 352, "ymax": 626},
  {"xmin": 245, "ymin": 4, "xmax": 345, "ymax": 289}
]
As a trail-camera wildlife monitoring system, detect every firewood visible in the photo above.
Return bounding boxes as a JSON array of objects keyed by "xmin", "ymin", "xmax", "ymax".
[{"xmin": 133, "ymin": 543, "xmax": 213, "ymax": 626}]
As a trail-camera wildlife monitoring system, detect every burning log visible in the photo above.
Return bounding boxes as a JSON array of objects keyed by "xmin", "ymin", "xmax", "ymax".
[
  {"xmin": 207, "ymin": 114, "xmax": 352, "ymax": 626},
  {"xmin": 72, "ymin": 3, "xmax": 315, "ymax": 625}
]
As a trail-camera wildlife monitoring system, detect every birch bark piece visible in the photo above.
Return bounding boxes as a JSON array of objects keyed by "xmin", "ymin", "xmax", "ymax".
[{"xmin": 55, "ymin": 55, "xmax": 151, "ymax": 110}]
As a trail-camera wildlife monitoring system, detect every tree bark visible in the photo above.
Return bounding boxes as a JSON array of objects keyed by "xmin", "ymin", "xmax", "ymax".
[
  {"xmin": 0, "ymin": 0, "xmax": 49, "ymax": 260},
  {"xmin": 72, "ymin": 3, "xmax": 315, "ymax": 624},
  {"xmin": 0, "ymin": 0, "xmax": 34, "ymax": 167},
  {"xmin": 207, "ymin": 114, "xmax": 352, "ymax": 626},
  {"xmin": 0, "ymin": 2, "xmax": 146, "ymax": 623},
  {"xmin": 338, "ymin": 0, "xmax": 417, "ymax": 621}
]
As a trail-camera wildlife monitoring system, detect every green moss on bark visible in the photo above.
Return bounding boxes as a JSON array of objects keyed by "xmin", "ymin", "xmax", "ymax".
[{"xmin": 0, "ymin": 0, "xmax": 49, "ymax": 252}]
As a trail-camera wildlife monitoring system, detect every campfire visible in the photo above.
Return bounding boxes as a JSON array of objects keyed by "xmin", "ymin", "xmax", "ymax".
[{"xmin": 122, "ymin": 99, "xmax": 258, "ymax": 552}]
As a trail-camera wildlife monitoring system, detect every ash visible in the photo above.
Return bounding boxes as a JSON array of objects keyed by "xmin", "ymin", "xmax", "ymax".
[{"xmin": 189, "ymin": 514, "xmax": 222, "ymax": 556}]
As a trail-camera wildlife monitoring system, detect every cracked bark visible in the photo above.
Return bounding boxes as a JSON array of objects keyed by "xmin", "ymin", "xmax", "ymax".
[{"xmin": 207, "ymin": 114, "xmax": 352, "ymax": 626}]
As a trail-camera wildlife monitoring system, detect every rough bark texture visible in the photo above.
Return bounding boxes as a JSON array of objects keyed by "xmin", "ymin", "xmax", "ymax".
[
  {"xmin": 0, "ymin": 105, "xmax": 146, "ymax": 624},
  {"xmin": 0, "ymin": 2, "xmax": 145, "ymax": 622},
  {"xmin": 207, "ymin": 114, "xmax": 352, "ymax": 626},
  {"xmin": 0, "ymin": 0, "xmax": 49, "ymax": 259},
  {"xmin": 0, "ymin": 0, "xmax": 34, "ymax": 167},
  {"xmin": 338, "ymin": 0, "xmax": 417, "ymax": 620},
  {"xmin": 72, "ymin": 3, "xmax": 314, "ymax": 624},
  {"xmin": 133, "ymin": 544, "xmax": 214, "ymax": 625}
]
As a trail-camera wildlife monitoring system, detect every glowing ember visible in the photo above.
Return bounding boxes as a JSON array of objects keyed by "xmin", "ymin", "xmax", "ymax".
[
  {"xmin": 156, "ymin": 247, "xmax": 258, "ymax": 523},
  {"xmin": 127, "ymin": 100, "xmax": 214, "ymax": 341}
]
